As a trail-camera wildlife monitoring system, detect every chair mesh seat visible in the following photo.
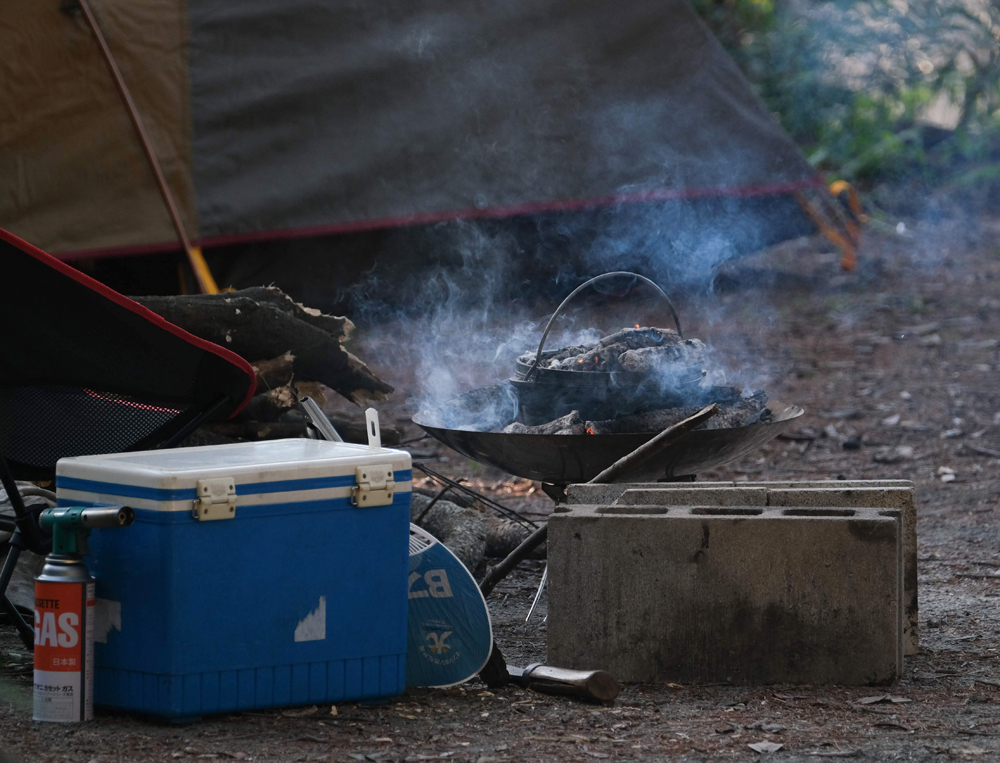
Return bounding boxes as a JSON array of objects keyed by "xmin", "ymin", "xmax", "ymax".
[
  {"xmin": 0, "ymin": 386, "xmax": 183, "ymax": 473},
  {"xmin": 0, "ymin": 226, "xmax": 256, "ymax": 480}
]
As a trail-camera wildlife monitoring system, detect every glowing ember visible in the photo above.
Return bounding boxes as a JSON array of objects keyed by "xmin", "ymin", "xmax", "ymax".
[
  {"xmin": 586, "ymin": 426, "xmax": 595, "ymax": 435},
  {"xmin": 635, "ymin": 324, "xmax": 640, "ymax": 329}
]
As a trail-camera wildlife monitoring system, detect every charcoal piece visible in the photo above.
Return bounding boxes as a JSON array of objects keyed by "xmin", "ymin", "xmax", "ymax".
[
  {"xmin": 554, "ymin": 343, "xmax": 628, "ymax": 371},
  {"xmin": 586, "ymin": 406, "xmax": 704, "ymax": 435},
  {"xmin": 618, "ymin": 339, "xmax": 707, "ymax": 374},
  {"xmin": 503, "ymin": 410, "xmax": 584, "ymax": 434},
  {"xmin": 544, "ymin": 344, "xmax": 594, "ymax": 363},
  {"xmin": 524, "ymin": 327, "xmax": 684, "ymax": 372},
  {"xmin": 519, "ymin": 344, "xmax": 593, "ymax": 370},
  {"xmin": 596, "ymin": 327, "xmax": 682, "ymax": 351},
  {"xmin": 584, "ymin": 390, "xmax": 770, "ymax": 434},
  {"xmin": 692, "ymin": 385, "xmax": 743, "ymax": 406}
]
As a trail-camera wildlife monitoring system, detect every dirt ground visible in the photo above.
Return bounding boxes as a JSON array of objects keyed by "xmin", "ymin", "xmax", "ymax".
[{"xmin": 3, "ymin": 218, "xmax": 1000, "ymax": 762}]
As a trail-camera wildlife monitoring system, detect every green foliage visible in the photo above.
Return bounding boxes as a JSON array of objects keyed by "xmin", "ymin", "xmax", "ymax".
[{"xmin": 692, "ymin": 0, "xmax": 1000, "ymax": 195}]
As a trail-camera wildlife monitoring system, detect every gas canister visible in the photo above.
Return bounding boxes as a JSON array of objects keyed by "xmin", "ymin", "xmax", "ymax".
[
  {"xmin": 33, "ymin": 556, "xmax": 95, "ymax": 722},
  {"xmin": 33, "ymin": 505, "xmax": 134, "ymax": 722}
]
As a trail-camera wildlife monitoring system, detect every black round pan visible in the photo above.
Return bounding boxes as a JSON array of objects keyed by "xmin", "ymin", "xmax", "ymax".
[{"xmin": 413, "ymin": 395, "xmax": 804, "ymax": 485}]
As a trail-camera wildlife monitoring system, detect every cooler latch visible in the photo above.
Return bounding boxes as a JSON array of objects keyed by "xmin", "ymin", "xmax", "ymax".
[
  {"xmin": 193, "ymin": 477, "xmax": 237, "ymax": 521},
  {"xmin": 352, "ymin": 465, "xmax": 395, "ymax": 507}
]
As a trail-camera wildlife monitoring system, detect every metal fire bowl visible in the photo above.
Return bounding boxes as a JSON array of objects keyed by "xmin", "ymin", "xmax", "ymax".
[{"xmin": 413, "ymin": 390, "xmax": 804, "ymax": 485}]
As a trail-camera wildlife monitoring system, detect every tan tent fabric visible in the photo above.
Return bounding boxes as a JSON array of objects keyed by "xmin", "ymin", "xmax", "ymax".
[{"xmin": 0, "ymin": 0, "xmax": 195, "ymax": 254}]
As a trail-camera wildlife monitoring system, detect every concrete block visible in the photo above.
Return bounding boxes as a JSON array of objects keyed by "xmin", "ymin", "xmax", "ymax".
[
  {"xmin": 618, "ymin": 486, "xmax": 769, "ymax": 506},
  {"xmin": 565, "ymin": 479, "xmax": 912, "ymax": 505},
  {"xmin": 564, "ymin": 482, "xmax": 655, "ymax": 506},
  {"xmin": 767, "ymin": 487, "xmax": 916, "ymax": 655},
  {"xmin": 565, "ymin": 480, "xmax": 918, "ymax": 656},
  {"xmin": 549, "ymin": 505, "xmax": 902, "ymax": 685}
]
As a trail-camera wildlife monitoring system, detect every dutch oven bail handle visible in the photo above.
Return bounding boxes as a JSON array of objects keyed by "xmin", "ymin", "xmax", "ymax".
[{"xmin": 524, "ymin": 271, "xmax": 683, "ymax": 381}]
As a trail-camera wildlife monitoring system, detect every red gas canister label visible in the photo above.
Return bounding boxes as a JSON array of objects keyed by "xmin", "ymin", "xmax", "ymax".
[{"xmin": 33, "ymin": 581, "xmax": 94, "ymax": 722}]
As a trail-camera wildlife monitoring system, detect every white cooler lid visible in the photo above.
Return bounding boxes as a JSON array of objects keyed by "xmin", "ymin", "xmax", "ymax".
[{"xmin": 55, "ymin": 439, "xmax": 412, "ymax": 512}]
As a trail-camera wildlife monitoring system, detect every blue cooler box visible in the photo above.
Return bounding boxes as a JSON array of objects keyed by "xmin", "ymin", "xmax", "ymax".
[{"xmin": 55, "ymin": 438, "xmax": 411, "ymax": 720}]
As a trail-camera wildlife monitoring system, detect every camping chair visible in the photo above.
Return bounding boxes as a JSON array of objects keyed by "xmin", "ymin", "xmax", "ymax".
[{"xmin": 0, "ymin": 227, "xmax": 256, "ymax": 648}]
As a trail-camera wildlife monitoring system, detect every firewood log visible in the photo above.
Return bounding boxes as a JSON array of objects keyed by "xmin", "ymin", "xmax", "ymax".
[
  {"xmin": 133, "ymin": 287, "xmax": 392, "ymax": 405},
  {"xmin": 252, "ymin": 352, "xmax": 295, "ymax": 390}
]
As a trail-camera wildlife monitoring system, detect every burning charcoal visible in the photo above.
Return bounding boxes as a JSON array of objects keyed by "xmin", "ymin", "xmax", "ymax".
[
  {"xmin": 586, "ymin": 406, "xmax": 704, "ymax": 435},
  {"xmin": 554, "ymin": 343, "xmax": 630, "ymax": 372},
  {"xmin": 618, "ymin": 339, "xmax": 707, "ymax": 374},
  {"xmin": 503, "ymin": 410, "xmax": 585, "ymax": 435},
  {"xmin": 519, "ymin": 344, "xmax": 594, "ymax": 370},
  {"xmin": 546, "ymin": 344, "xmax": 593, "ymax": 362},
  {"xmin": 596, "ymin": 327, "xmax": 683, "ymax": 351}
]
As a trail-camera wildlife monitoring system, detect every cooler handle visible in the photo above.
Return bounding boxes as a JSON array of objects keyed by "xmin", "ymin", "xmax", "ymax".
[{"xmin": 365, "ymin": 408, "xmax": 382, "ymax": 450}]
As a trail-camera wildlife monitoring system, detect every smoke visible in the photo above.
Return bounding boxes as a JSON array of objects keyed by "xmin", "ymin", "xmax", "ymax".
[
  {"xmin": 341, "ymin": 0, "xmax": 998, "ymax": 429},
  {"xmin": 351, "ymin": 204, "xmax": 795, "ymax": 431}
]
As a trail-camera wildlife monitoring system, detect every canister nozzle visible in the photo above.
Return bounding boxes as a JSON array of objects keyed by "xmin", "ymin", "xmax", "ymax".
[
  {"xmin": 40, "ymin": 506, "xmax": 135, "ymax": 555},
  {"xmin": 80, "ymin": 505, "xmax": 135, "ymax": 528}
]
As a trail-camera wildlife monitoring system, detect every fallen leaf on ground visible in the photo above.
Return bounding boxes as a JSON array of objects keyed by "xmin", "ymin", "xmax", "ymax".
[
  {"xmin": 282, "ymin": 705, "xmax": 319, "ymax": 717},
  {"xmin": 857, "ymin": 693, "xmax": 912, "ymax": 705},
  {"xmin": 949, "ymin": 746, "xmax": 989, "ymax": 758},
  {"xmin": 748, "ymin": 741, "xmax": 784, "ymax": 753},
  {"xmin": 919, "ymin": 333, "xmax": 942, "ymax": 346},
  {"xmin": 857, "ymin": 695, "xmax": 888, "ymax": 704},
  {"xmin": 748, "ymin": 721, "xmax": 786, "ymax": 733},
  {"xmin": 801, "ymin": 751, "xmax": 862, "ymax": 758},
  {"xmin": 873, "ymin": 445, "xmax": 914, "ymax": 463}
]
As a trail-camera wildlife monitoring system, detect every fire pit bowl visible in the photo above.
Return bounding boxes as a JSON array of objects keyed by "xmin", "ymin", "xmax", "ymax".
[{"xmin": 413, "ymin": 384, "xmax": 804, "ymax": 484}]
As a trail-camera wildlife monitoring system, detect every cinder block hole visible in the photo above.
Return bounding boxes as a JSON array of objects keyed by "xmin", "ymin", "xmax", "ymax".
[
  {"xmin": 553, "ymin": 506, "xmax": 571, "ymax": 513},
  {"xmin": 689, "ymin": 507, "xmax": 763, "ymax": 516},
  {"xmin": 597, "ymin": 506, "xmax": 670, "ymax": 515},
  {"xmin": 782, "ymin": 509, "xmax": 857, "ymax": 517}
]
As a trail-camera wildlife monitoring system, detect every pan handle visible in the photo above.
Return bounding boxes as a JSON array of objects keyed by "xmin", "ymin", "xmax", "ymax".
[{"xmin": 524, "ymin": 272, "xmax": 682, "ymax": 381}]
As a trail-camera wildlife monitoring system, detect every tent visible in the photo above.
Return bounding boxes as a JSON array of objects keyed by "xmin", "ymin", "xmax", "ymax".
[{"xmin": 0, "ymin": 0, "xmax": 853, "ymax": 276}]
